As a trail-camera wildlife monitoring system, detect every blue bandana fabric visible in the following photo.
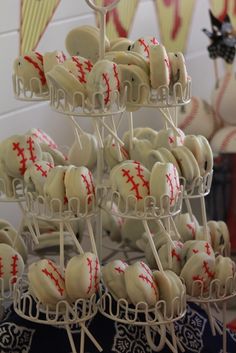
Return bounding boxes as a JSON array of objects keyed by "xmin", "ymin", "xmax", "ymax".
[{"xmin": 0, "ymin": 301, "xmax": 236, "ymax": 353}]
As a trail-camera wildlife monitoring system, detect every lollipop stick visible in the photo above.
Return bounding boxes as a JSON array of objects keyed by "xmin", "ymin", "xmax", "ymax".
[
  {"xmin": 64, "ymin": 221, "xmax": 84, "ymax": 254},
  {"xmin": 80, "ymin": 325, "xmax": 85, "ymax": 353},
  {"xmin": 143, "ymin": 220, "xmax": 164, "ymax": 272},
  {"xmin": 128, "ymin": 111, "xmax": 134, "ymax": 150},
  {"xmin": 59, "ymin": 221, "xmax": 65, "ymax": 272},
  {"xmin": 86, "ymin": 219, "xmax": 98, "ymax": 257},
  {"xmin": 65, "ymin": 323, "xmax": 77, "ymax": 353},
  {"xmin": 213, "ymin": 59, "xmax": 219, "ymax": 86},
  {"xmin": 79, "ymin": 322, "xmax": 103, "ymax": 352}
]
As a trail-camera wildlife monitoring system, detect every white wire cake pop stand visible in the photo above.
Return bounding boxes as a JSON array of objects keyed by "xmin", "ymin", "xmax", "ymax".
[
  {"xmin": 99, "ymin": 288, "xmax": 186, "ymax": 353},
  {"xmin": 13, "ymin": 277, "xmax": 102, "ymax": 353},
  {"xmin": 12, "ymin": 75, "xmax": 49, "ymax": 101}
]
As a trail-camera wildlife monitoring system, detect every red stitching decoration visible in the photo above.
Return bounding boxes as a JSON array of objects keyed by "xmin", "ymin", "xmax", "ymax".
[
  {"xmin": 27, "ymin": 137, "xmax": 37, "ymax": 163},
  {"xmin": 47, "ymin": 260, "xmax": 65, "ymax": 282},
  {"xmin": 41, "ymin": 268, "xmax": 64, "ymax": 296},
  {"xmin": 0, "ymin": 257, "xmax": 3, "ymax": 277},
  {"xmin": 168, "ymin": 136, "xmax": 175, "ymax": 144},
  {"xmin": 55, "ymin": 52, "xmax": 66, "ymax": 64},
  {"xmin": 35, "ymin": 52, "xmax": 44, "ymax": 65},
  {"xmin": 113, "ymin": 63, "xmax": 120, "ymax": 92},
  {"xmin": 203, "ymin": 261, "xmax": 215, "ymax": 279},
  {"xmin": 12, "ymin": 141, "xmax": 27, "ymax": 175},
  {"xmin": 94, "ymin": 257, "xmax": 99, "ymax": 291},
  {"xmin": 72, "ymin": 57, "xmax": 87, "ymax": 84},
  {"xmin": 205, "ymin": 242, "xmax": 212, "ymax": 256},
  {"xmin": 164, "ymin": 57, "xmax": 171, "ymax": 81},
  {"xmin": 35, "ymin": 163, "xmax": 48, "ymax": 177},
  {"xmin": 86, "ymin": 257, "xmax": 93, "ymax": 294},
  {"xmin": 173, "ymin": 166, "xmax": 180, "ymax": 191},
  {"xmin": 114, "ymin": 266, "xmax": 125, "ymax": 274},
  {"xmin": 192, "ymin": 249, "xmax": 199, "ymax": 254},
  {"xmin": 220, "ymin": 128, "xmax": 236, "ymax": 151},
  {"xmin": 166, "ymin": 173, "xmax": 175, "ymax": 205},
  {"xmin": 140, "ymin": 261, "xmax": 153, "ymax": 279},
  {"xmin": 82, "ymin": 173, "xmax": 94, "ymax": 205},
  {"xmin": 186, "ymin": 223, "xmax": 196, "ymax": 239},
  {"xmin": 24, "ymin": 55, "xmax": 46, "ymax": 85},
  {"xmin": 135, "ymin": 163, "xmax": 150, "ymax": 194},
  {"xmin": 32, "ymin": 128, "xmax": 58, "ymax": 150},
  {"xmin": 102, "ymin": 73, "xmax": 112, "ymax": 105},
  {"xmin": 138, "ymin": 39, "xmax": 150, "ymax": 59},
  {"xmin": 10, "ymin": 254, "xmax": 18, "ymax": 284},
  {"xmin": 179, "ymin": 96, "xmax": 199, "ymax": 131},
  {"xmin": 138, "ymin": 262, "xmax": 158, "ymax": 299},
  {"xmin": 88, "ymin": 171, "xmax": 95, "ymax": 196},
  {"xmin": 121, "ymin": 168, "xmax": 142, "ymax": 200},
  {"xmin": 172, "ymin": 248, "xmax": 181, "ymax": 262},
  {"xmin": 84, "ymin": 60, "xmax": 93, "ymax": 73}
]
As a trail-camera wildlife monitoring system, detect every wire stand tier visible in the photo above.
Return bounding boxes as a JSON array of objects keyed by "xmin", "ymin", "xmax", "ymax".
[
  {"xmin": 99, "ymin": 288, "xmax": 186, "ymax": 353},
  {"xmin": 24, "ymin": 191, "xmax": 99, "ymax": 271},
  {"xmin": 14, "ymin": 278, "xmax": 102, "ymax": 353},
  {"xmin": 12, "ymin": 74, "xmax": 49, "ymax": 101}
]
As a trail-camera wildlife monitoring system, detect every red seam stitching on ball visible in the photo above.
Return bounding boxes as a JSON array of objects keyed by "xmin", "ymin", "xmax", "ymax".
[
  {"xmin": 186, "ymin": 223, "xmax": 196, "ymax": 238},
  {"xmin": 47, "ymin": 260, "xmax": 65, "ymax": 282},
  {"xmin": 179, "ymin": 96, "xmax": 199, "ymax": 130},
  {"xmin": 138, "ymin": 39, "xmax": 150, "ymax": 59},
  {"xmin": 42, "ymin": 268, "xmax": 64, "ymax": 296},
  {"xmin": 166, "ymin": 173, "xmax": 175, "ymax": 205},
  {"xmin": 121, "ymin": 168, "xmax": 142, "ymax": 200},
  {"xmin": 135, "ymin": 163, "xmax": 150, "ymax": 194},
  {"xmin": 220, "ymin": 128, "xmax": 236, "ymax": 151},
  {"xmin": 172, "ymin": 248, "xmax": 181, "ymax": 262},
  {"xmin": 138, "ymin": 273, "xmax": 158, "ymax": 299},
  {"xmin": 35, "ymin": 163, "xmax": 48, "ymax": 177},
  {"xmin": 35, "ymin": 52, "xmax": 44, "ymax": 65},
  {"xmin": 173, "ymin": 166, "xmax": 180, "ymax": 191},
  {"xmin": 24, "ymin": 55, "xmax": 46, "ymax": 85},
  {"xmin": 94, "ymin": 257, "xmax": 99, "ymax": 291},
  {"xmin": 205, "ymin": 243, "xmax": 211, "ymax": 256},
  {"xmin": 203, "ymin": 260, "xmax": 215, "ymax": 279},
  {"xmin": 34, "ymin": 128, "xmax": 58, "ymax": 149},
  {"xmin": 72, "ymin": 57, "xmax": 87, "ymax": 84},
  {"xmin": 114, "ymin": 266, "xmax": 125, "ymax": 274},
  {"xmin": 27, "ymin": 137, "xmax": 37, "ymax": 164},
  {"xmin": 82, "ymin": 173, "xmax": 94, "ymax": 204},
  {"xmin": 10, "ymin": 255, "xmax": 18, "ymax": 284},
  {"xmin": 113, "ymin": 63, "xmax": 120, "ymax": 92},
  {"xmin": 102, "ymin": 73, "xmax": 111, "ymax": 105},
  {"xmin": 12, "ymin": 142, "xmax": 27, "ymax": 175},
  {"xmin": 87, "ymin": 257, "xmax": 93, "ymax": 294},
  {"xmin": 84, "ymin": 60, "xmax": 93, "ymax": 72}
]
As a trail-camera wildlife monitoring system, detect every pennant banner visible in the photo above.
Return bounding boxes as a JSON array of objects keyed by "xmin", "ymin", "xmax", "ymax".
[
  {"xmin": 20, "ymin": 0, "xmax": 61, "ymax": 54},
  {"xmin": 210, "ymin": 0, "xmax": 236, "ymax": 27},
  {"xmin": 95, "ymin": 0, "xmax": 138, "ymax": 40},
  {"xmin": 155, "ymin": 0, "xmax": 196, "ymax": 53}
]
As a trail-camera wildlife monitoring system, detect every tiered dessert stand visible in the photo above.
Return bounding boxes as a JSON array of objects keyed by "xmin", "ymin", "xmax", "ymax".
[{"xmin": 9, "ymin": 0, "xmax": 236, "ymax": 352}]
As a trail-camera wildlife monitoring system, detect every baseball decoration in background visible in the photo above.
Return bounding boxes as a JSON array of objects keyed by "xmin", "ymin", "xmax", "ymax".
[
  {"xmin": 177, "ymin": 96, "xmax": 220, "ymax": 139},
  {"xmin": 20, "ymin": 0, "xmax": 61, "ymax": 54},
  {"xmin": 154, "ymin": 0, "xmax": 196, "ymax": 52},
  {"xmin": 95, "ymin": 0, "xmax": 138, "ymax": 39},
  {"xmin": 210, "ymin": 0, "xmax": 236, "ymax": 26}
]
